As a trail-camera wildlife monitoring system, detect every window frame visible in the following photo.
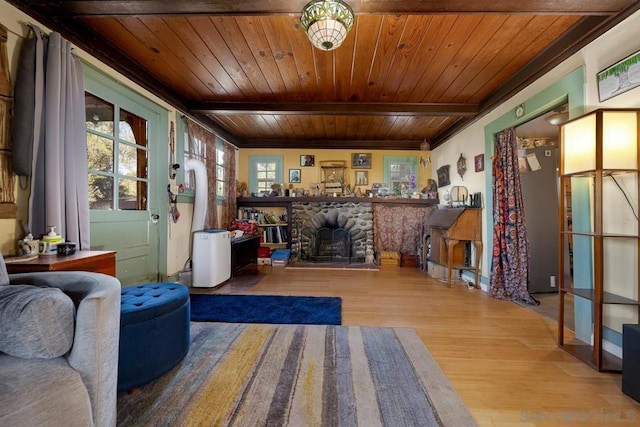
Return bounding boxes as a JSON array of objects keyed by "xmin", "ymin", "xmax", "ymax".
[
  {"xmin": 249, "ymin": 155, "xmax": 284, "ymax": 194},
  {"xmin": 383, "ymin": 155, "xmax": 419, "ymax": 195}
]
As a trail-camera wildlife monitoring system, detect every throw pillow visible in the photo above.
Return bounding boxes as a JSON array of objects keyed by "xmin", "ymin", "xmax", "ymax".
[
  {"xmin": 0, "ymin": 253, "xmax": 8, "ymax": 286},
  {"xmin": 0, "ymin": 285, "xmax": 75, "ymax": 359}
]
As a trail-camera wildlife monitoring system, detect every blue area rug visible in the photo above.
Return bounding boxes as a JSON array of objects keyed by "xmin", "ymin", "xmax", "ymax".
[{"xmin": 189, "ymin": 294, "xmax": 342, "ymax": 325}]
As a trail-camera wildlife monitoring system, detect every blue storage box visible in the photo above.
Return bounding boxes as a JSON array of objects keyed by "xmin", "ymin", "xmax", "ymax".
[{"xmin": 271, "ymin": 249, "xmax": 291, "ymax": 266}]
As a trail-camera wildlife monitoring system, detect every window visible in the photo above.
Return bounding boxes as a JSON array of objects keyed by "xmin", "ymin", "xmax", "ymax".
[
  {"xmin": 85, "ymin": 92, "xmax": 149, "ymax": 210},
  {"xmin": 183, "ymin": 127, "xmax": 206, "ymax": 194},
  {"xmin": 249, "ymin": 155, "xmax": 283, "ymax": 194},
  {"xmin": 383, "ymin": 156, "xmax": 418, "ymax": 196},
  {"xmin": 182, "ymin": 118, "xmax": 228, "ymax": 200},
  {"xmin": 215, "ymin": 144, "xmax": 226, "ymax": 196}
]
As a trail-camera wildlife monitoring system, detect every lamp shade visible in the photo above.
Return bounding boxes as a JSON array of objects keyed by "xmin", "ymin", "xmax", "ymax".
[
  {"xmin": 561, "ymin": 109, "xmax": 639, "ymax": 174},
  {"xmin": 301, "ymin": 0, "xmax": 354, "ymax": 51}
]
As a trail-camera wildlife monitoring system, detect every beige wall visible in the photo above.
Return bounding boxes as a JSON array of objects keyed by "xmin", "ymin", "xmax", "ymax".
[{"xmin": 237, "ymin": 148, "xmax": 431, "ymax": 195}]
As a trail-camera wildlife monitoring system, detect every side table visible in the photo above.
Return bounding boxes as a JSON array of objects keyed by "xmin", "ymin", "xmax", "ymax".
[{"xmin": 5, "ymin": 250, "xmax": 116, "ymax": 277}]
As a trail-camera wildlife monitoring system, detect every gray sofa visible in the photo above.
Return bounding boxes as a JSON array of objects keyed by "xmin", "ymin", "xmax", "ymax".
[{"xmin": 0, "ymin": 256, "xmax": 121, "ymax": 427}]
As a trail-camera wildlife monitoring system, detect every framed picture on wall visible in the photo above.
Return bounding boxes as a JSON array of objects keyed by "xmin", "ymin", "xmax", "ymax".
[
  {"xmin": 289, "ymin": 169, "xmax": 301, "ymax": 183},
  {"xmin": 597, "ymin": 49, "xmax": 640, "ymax": 101},
  {"xmin": 437, "ymin": 165, "xmax": 450, "ymax": 187},
  {"xmin": 355, "ymin": 170, "xmax": 368, "ymax": 186},
  {"xmin": 300, "ymin": 155, "xmax": 315, "ymax": 166},
  {"xmin": 474, "ymin": 154, "xmax": 484, "ymax": 172},
  {"xmin": 351, "ymin": 153, "xmax": 371, "ymax": 169}
]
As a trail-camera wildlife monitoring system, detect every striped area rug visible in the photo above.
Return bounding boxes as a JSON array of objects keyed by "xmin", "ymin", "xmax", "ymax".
[{"xmin": 117, "ymin": 323, "xmax": 477, "ymax": 426}]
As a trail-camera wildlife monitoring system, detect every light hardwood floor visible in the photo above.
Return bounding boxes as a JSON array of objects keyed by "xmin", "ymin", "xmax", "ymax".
[{"xmin": 211, "ymin": 265, "xmax": 639, "ymax": 427}]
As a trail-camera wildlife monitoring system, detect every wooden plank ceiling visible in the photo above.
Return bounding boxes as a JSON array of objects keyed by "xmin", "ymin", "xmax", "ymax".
[{"xmin": 7, "ymin": 1, "xmax": 640, "ymax": 150}]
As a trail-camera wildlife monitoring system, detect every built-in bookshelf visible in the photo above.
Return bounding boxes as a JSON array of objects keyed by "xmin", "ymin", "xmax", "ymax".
[{"xmin": 236, "ymin": 201, "xmax": 291, "ymax": 250}]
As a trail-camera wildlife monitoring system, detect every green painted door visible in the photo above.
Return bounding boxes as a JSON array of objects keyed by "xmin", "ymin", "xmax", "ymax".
[{"xmin": 84, "ymin": 65, "xmax": 167, "ymax": 284}]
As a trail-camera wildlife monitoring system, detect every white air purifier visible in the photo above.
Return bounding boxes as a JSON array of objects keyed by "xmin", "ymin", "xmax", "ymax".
[{"xmin": 192, "ymin": 229, "xmax": 231, "ymax": 288}]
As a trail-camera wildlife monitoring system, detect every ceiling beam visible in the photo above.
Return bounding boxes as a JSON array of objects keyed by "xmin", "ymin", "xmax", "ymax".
[
  {"xmin": 238, "ymin": 138, "xmax": 424, "ymax": 150},
  {"xmin": 9, "ymin": 0, "xmax": 634, "ymax": 17},
  {"xmin": 190, "ymin": 102, "xmax": 480, "ymax": 117}
]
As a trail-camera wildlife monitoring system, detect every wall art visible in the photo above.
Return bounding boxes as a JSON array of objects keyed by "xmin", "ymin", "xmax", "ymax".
[
  {"xmin": 597, "ymin": 49, "xmax": 640, "ymax": 101},
  {"xmin": 355, "ymin": 170, "xmax": 368, "ymax": 186},
  {"xmin": 474, "ymin": 154, "xmax": 484, "ymax": 172},
  {"xmin": 300, "ymin": 154, "xmax": 315, "ymax": 166},
  {"xmin": 289, "ymin": 169, "xmax": 301, "ymax": 183},
  {"xmin": 436, "ymin": 165, "xmax": 450, "ymax": 187},
  {"xmin": 351, "ymin": 153, "xmax": 371, "ymax": 169}
]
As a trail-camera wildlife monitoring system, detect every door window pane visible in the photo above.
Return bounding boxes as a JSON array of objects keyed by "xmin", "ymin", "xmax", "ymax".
[
  {"xmin": 86, "ymin": 92, "xmax": 149, "ymax": 210},
  {"xmin": 119, "ymin": 144, "xmax": 148, "ymax": 178},
  {"xmin": 119, "ymin": 178, "xmax": 147, "ymax": 210},
  {"xmin": 85, "ymin": 93, "xmax": 114, "ymax": 135},
  {"xmin": 88, "ymin": 173, "xmax": 114, "ymax": 210},
  {"xmin": 87, "ymin": 134, "xmax": 114, "ymax": 173},
  {"xmin": 119, "ymin": 109, "xmax": 148, "ymax": 146}
]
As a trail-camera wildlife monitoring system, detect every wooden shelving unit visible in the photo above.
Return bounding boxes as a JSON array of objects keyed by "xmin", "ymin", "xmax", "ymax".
[
  {"xmin": 237, "ymin": 199, "xmax": 292, "ymax": 250},
  {"xmin": 558, "ymin": 109, "xmax": 640, "ymax": 372}
]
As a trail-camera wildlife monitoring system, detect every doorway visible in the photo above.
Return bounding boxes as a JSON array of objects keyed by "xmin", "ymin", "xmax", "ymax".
[
  {"xmin": 515, "ymin": 106, "xmax": 567, "ymax": 295},
  {"xmin": 84, "ymin": 64, "xmax": 168, "ymax": 285}
]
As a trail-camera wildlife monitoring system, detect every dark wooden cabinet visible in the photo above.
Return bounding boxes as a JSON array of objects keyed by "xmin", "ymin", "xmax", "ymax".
[
  {"xmin": 231, "ymin": 235, "xmax": 261, "ymax": 276},
  {"xmin": 423, "ymin": 207, "xmax": 482, "ymax": 286}
]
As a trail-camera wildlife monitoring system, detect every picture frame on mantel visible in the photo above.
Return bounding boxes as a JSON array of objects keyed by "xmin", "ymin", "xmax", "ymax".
[
  {"xmin": 352, "ymin": 153, "xmax": 371, "ymax": 169},
  {"xmin": 355, "ymin": 170, "xmax": 368, "ymax": 186}
]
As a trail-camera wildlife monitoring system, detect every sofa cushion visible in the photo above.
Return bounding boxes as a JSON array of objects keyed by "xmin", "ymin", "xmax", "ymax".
[
  {"xmin": 0, "ymin": 354, "xmax": 93, "ymax": 426},
  {"xmin": 0, "ymin": 285, "xmax": 75, "ymax": 359}
]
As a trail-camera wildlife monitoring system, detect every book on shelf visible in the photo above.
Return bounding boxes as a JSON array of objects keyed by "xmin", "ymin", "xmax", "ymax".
[{"xmin": 261, "ymin": 225, "xmax": 288, "ymax": 244}]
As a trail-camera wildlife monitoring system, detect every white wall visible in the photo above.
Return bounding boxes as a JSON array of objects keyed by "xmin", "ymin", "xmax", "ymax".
[{"xmin": 433, "ymin": 10, "xmax": 640, "ymax": 285}]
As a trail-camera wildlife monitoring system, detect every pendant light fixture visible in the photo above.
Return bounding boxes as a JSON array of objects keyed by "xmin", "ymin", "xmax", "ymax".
[{"xmin": 300, "ymin": 0, "xmax": 354, "ymax": 51}]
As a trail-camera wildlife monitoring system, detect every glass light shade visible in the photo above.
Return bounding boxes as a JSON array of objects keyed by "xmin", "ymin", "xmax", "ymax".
[
  {"xmin": 602, "ymin": 111, "xmax": 638, "ymax": 169},
  {"xmin": 563, "ymin": 110, "xmax": 639, "ymax": 174},
  {"xmin": 563, "ymin": 113, "xmax": 596, "ymax": 174},
  {"xmin": 301, "ymin": 0, "xmax": 354, "ymax": 51}
]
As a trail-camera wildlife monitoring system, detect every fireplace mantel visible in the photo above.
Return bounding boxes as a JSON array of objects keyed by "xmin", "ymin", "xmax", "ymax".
[
  {"xmin": 236, "ymin": 196, "xmax": 438, "ymax": 265},
  {"xmin": 237, "ymin": 196, "xmax": 438, "ymax": 206}
]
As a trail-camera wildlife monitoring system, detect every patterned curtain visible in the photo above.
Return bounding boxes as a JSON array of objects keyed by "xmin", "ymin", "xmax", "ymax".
[
  {"xmin": 489, "ymin": 128, "xmax": 537, "ymax": 304},
  {"xmin": 373, "ymin": 204, "xmax": 435, "ymax": 255},
  {"xmin": 186, "ymin": 120, "xmax": 217, "ymax": 229},
  {"xmin": 220, "ymin": 140, "xmax": 237, "ymax": 230}
]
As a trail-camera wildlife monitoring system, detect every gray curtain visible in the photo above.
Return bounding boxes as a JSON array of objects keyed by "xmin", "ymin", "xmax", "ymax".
[{"xmin": 13, "ymin": 27, "xmax": 89, "ymax": 248}]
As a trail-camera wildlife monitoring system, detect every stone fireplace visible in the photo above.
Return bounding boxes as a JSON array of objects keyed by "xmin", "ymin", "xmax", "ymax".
[{"xmin": 291, "ymin": 201, "xmax": 374, "ymax": 264}]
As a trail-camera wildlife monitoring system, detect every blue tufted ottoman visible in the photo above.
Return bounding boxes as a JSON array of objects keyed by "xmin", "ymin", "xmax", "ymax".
[{"xmin": 118, "ymin": 283, "xmax": 190, "ymax": 392}]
